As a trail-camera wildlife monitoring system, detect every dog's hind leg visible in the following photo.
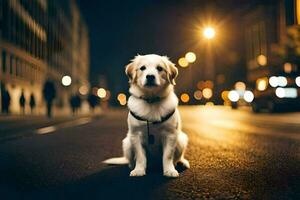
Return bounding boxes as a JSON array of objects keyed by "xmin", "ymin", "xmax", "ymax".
[
  {"xmin": 123, "ymin": 136, "xmax": 134, "ymax": 169},
  {"xmin": 174, "ymin": 131, "xmax": 190, "ymax": 169}
]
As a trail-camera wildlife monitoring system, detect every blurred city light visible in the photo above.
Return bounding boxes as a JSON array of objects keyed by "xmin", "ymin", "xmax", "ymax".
[
  {"xmin": 178, "ymin": 57, "xmax": 189, "ymax": 67},
  {"xmin": 278, "ymin": 76, "xmax": 287, "ymax": 87},
  {"xmin": 235, "ymin": 81, "xmax": 246, "ymax": 91},
  {"xmin": 276, "ymin": 87, "xmax": 298, "ymax": 98},
  {"xmin": 180, "ymin": 93, "xmax": 190, "ymax": 103},
  {"xmin": 228, "ymin": 90, "xmax": 239, "ymax": 102},
  {"xmin": 221, "ymin": 90, "xmax": 229, "ymax": 101},
  {"xmin": 117, "ymin": 93, "xmax": 127, "ymax": 106},
  {"xmin": 117, "ymin": 93, "xmax": 126, "ymax": 102},
  {"xmin": 197, "ymin": 81, "xmax": 205, "ymax": 90},
  {"xmin": 257, "ymin": 54, "xmax": 267, "ymax": 66},
  {"xmin": 202, "ymin": 88, "xmax": 213, "ymax": 99},
  {"xmin": 97, "ymin": 88, "xmax": 107, "ymax": 98},
  {"xmin": 275, "ymin": 88, "xmax": 285, "ymax": 98},
  {"xmin": 185, "ymin": 52, "xmax": 196, "ymax": 63},
  {"xmin": 269, "ymin": 76, "xmax": 279, "ymax": 87},
  {"xmin": 204, "ymin": 80, "xmax": 214, "ymax": 88},
  {"xmin": 284, "ymin": 62, "xmax": 292, "ymax": 73},
  {"xmin": 193, "ymin": 90, "xmax": 202, "ymax": 100},
  {"xmin": 205, "ymin": 102, "xmax": 214, "ymax": 106},
  {"xmin": 296, "ymin": 76, "xmax": 300, "ymax": 87},
  {"xmin": 79, "ymin": 85, "xmax": 89, "ymax": 95},
  {"xmin": 119, "ymin": 99, "xmax": 127, "ymax": 106},
  {"xmin": 203, "ymin": 27, "xmax": 215, "ymax": 39},
  {"xmin": 256, "ymin": 78, "xmax": 268, "ymax": 91},
  {"xmin": 243, "ymin": 90, "xmax": 254, "ymax": 103},
  {"xmin": 62, "ymin": 75, "xmax": 72, "ymax": 86}
]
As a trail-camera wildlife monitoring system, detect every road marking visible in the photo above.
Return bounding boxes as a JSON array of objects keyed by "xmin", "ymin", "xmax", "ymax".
[
  {"xmin": 35, "ymin": 117, "xmax": 92, "ymax": 135},
  {"xmin": 36, "ymin": 126, "xmax": 56, "ymax": 135}
]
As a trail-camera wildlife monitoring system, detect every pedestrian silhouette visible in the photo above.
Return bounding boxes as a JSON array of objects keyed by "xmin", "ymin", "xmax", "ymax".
[
  {"xmin": 69, "ymin": 94, "xmax": 82, "ymax": 115},
  {"xmin": 87, "ymin": 94, "xmax": 99, "ymax": 112},
  {"xmin": 42, "ymin": 80, "xmax": 56, "ymax": 118},
  {"xmin": 1, "ymin": 87, "xmax": 11, "ymax": 114},
  {"xmin": 19, "ymin": 90, "xmax": 26, "ymax": 114},
  {"xmin": 29, "ymin": 93, "xmax": 36, "ymax": 114}
]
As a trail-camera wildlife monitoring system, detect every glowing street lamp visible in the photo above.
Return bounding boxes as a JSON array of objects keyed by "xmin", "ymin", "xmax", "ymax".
[
  {"xmin": 62, "ymin": 75, "xmax": 72, "ymax": 86},
  {"xmin": 203, "ymin": 27, "xmax": 215, "ymax": 39}
]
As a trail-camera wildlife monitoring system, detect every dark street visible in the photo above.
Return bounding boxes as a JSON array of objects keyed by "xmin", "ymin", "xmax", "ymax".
[{"xmin": 1, "ymin": 106, "xmax": 299, "ymax": 199}]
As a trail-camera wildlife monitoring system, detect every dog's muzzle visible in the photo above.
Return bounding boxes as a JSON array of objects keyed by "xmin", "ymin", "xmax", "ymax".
[{"xmin": 145, "ymin": 75, "xmax": 157, "ymax": 87}]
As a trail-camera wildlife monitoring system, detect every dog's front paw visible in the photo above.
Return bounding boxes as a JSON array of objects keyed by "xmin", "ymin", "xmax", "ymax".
[
  {"xmin": 130, "ymin": 169, "xmax": 146, "ymax": 177},
  {"xmin": 164, "ymin": 169, "xmax": 179, "ymax": 178}
]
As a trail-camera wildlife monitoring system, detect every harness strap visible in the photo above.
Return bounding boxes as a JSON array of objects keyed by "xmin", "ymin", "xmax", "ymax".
[{"xmin": 129, "ymin": 109, "xmax": 176, "ymax": 124}]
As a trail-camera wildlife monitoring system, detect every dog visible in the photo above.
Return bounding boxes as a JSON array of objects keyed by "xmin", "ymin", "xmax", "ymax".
[{"xmin": 103, "ymin": 54, "xmax": 189, "ymax": 177}]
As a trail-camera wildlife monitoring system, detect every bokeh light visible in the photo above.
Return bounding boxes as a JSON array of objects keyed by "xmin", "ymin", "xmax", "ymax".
[
  {"xmin": 235, "ymin": 81, "xmax": 246, "ymax": 91},
  {"xmin": 79, "ymin": 85, "xmax": 88, "ymax": 95},
  {"xmin": 62, "ymin": 75, "xmax": 72, "ymax": 86},
  {"xmin": 256, "ymin": 78, "xmax": 268, "ymax": 91},
  {"xmin": 178, "ymin": 57, "xmax": 189, "ymax": 68},
  {"xmin": 202, "ymin": 88, "xmax": 213, "ymax": 99},
  {"xmin": 97, "ymin": 88, "xmax": 106, "ymax": 98},
  {"xmin": 257, "ymin": 54, "xmax": 267, "ymax": 66},
  {"xmin": 221, "ymin": 90, "xmax": 229, "ymax": 101},
  {"xmin": 228, "ymin": 90, "xmax": 239, "ymax": 102},
  {"xmin": 277, "ymin": 76, "xmax": 287, "ymax": 87},
  {"xmin": 180, "ymin": 93, "xmax": 190, "ymax": 103},
  {"xmin": 269, "ymin": 76, "xmax": 278, "ymax": 87},
  {"xmin": 193, "ymin": 90, "xmax": 202, "ymax": 100},
  {"xmin": 243, "ymin": 90, "xmax": 254, "ymax": 103},
  {"xmin": 296, "ymin": 76, "xmax": 300, "ymax": 87},
  {"xmin": 185, "ymin": 52, "xmax": 196, "ymax": 63},
  {"xmin": 284, "ymin": 62, "xmax": 292, "ymax": 73}
]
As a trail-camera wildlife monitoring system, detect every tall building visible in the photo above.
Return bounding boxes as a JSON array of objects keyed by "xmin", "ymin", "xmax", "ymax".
[
  {"xmin": 243, "ymin": 0, "xmax": 300, "ymax": 84},
  {"xmin": 0, "ymin": 0, "xmax": 89, "ymax": 115},
  {"xmin": 243, "ymin": 0, "xmax": 300, "ymax": 111}
]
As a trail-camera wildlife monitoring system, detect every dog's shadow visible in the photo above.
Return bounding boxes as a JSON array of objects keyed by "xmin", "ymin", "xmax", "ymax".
[{"xmin": 52, "ymin": 164, "xmax": 187, "ymax": 200}]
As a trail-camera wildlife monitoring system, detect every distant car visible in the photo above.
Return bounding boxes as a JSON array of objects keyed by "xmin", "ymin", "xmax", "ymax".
[
  {"xmin": 251, "ymin": 75, "xmax": 300, "ymax": 112},
  {"xmin": 228, "ymin": 89, "xmax": 254, "ymax": 109}
]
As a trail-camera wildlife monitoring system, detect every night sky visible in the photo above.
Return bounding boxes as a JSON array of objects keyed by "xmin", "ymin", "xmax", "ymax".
[{"xmin": 77, "ymin": 0, "xmax": 248, "ymax": 96}]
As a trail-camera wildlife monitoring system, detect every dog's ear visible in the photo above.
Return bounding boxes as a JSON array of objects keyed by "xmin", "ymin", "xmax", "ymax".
[
  {"xmin": 125, "ymin": 62, "xmax": 136, "ymax": 83},
  {"xmin": 162, "ymin": 56, "xmax": 178, "ymax": 85}
]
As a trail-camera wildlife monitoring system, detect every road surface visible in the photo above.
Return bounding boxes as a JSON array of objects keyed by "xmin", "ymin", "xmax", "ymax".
[{"xmin": 0, "ymin": 106, "xmax": 299, "ymax": 199}]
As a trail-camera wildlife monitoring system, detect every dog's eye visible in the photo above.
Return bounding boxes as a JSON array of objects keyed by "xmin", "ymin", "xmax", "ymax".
[
  {"xmin": 156, "ymin": 66, "xmax": 163, "ymax": 72},
  {"xmin": 140, "ymin": 66, "xmax": 146, "ymax": 71}
]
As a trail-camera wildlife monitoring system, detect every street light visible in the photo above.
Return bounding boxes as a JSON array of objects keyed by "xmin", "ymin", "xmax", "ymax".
[
  {"xmin": 62, "ymin": 75, "xmax": 72, "ymax": 86},
  {"xmin": 203, "ymin": 27, "xmax": 215, "ymax": 39}
]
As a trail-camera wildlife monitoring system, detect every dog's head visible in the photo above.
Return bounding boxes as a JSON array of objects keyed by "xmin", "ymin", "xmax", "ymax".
[{"xmin": 125, "ymin": 54, "xmax": 178, "ymax": 93}]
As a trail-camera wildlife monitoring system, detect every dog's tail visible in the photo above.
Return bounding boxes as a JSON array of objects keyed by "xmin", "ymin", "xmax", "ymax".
[{"xmin": 102, "ymin": 157, "xmax": 128, "ymax": 165}]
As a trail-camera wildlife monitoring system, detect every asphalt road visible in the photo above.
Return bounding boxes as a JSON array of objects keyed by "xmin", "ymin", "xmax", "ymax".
[{"xmin": 0, "ymin": 106, "xmax": 300, "ymax": 199}]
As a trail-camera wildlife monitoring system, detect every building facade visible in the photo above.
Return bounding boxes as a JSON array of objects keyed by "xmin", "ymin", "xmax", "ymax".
[
  {"xmin": 0, "ymin": 0, "xmax": 89, "ymax": 115},
  {"xmin": 244, "ymin": 0, "xmax": 300, "ymax": 83}
]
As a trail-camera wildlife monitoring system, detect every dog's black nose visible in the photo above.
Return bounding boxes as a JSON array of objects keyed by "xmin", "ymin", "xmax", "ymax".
[{"xmin": 146, "ymin": 75, "xmax": 155, "ymax": 82}]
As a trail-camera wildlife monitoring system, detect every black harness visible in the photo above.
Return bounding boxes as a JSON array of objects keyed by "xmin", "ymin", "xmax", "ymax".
[{"xmin": 129, "ymin": 95, "xmax": 176, "ymax": 145}]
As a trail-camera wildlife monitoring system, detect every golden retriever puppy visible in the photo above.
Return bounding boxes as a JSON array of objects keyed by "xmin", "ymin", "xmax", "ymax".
[{"xmin": 103, "ymin": 54, "xmax": 189, "ymax": 177}]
